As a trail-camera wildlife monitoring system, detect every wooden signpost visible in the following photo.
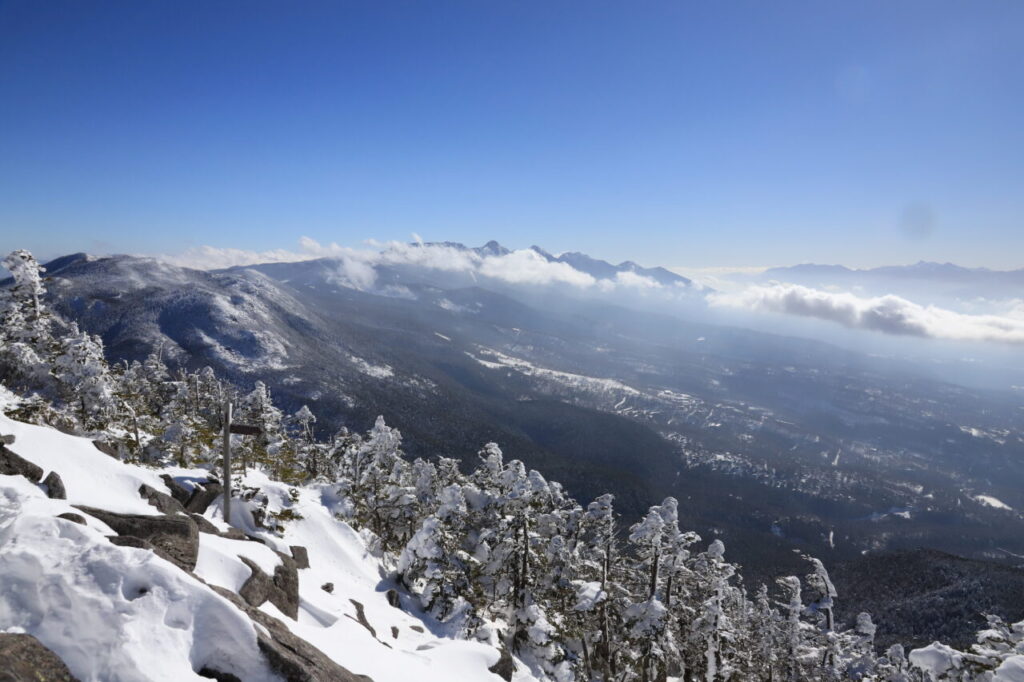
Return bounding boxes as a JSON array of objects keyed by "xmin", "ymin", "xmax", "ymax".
[{"xmin": 221, "ymin": 401, "xmax": 262, "ymax": 523}]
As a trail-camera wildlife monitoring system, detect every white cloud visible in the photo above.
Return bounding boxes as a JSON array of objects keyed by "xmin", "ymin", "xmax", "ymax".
[
  {"xmin": 478, "ymin": 249, "xmax": 596, "ymax": 287},
  {"xmin": 161, "ymin": 245, "xmax": 312, "ymax": 270},
  {"xmin": 613, "ymin": 270, "xmax": 662, "ymax": 289},
  {"xmin": 161, "ymin": 237, "xmax": 726, "ymax": 299},
  {"xmin": 708, "ymin": 283, "xmax": 1024, "ymax": 345}
]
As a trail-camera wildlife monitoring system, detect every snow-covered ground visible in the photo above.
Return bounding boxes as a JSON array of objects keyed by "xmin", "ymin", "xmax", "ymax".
[{"xmin": 0, "ymin": 405, "xmax": 526, "ymax": 682}]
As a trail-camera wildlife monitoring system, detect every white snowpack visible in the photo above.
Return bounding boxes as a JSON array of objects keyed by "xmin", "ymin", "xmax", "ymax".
[
  {"xmin": 0, "ymin": 411, "xmax": 168, "ymax": 515},
  {"xmin": 996, "ymin": 656, "xmax": 1024, "ymax": 681},
  {"xmin": 0, "ymin": 405, "xmax": 523, "ymax": 681},
  {"xmin": 0, "ymin": 476, "xmax": 280, "ymax": 682}
]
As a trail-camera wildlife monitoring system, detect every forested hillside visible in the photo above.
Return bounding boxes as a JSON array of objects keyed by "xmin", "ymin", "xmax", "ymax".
[{"xmin": 2, "ymin": 248, "xmax": 1023, "ymax": 681}]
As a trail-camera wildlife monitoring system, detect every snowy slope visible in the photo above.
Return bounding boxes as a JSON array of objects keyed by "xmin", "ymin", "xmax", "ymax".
[{"xmin": 0, "ymin": 401, "xmax": 527, "ymax": 682}]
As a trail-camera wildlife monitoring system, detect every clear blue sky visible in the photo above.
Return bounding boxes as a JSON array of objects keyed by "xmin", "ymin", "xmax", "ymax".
[{"xmin": 1, "ymin": 1, "xmax": 1021, "ymax": 268}]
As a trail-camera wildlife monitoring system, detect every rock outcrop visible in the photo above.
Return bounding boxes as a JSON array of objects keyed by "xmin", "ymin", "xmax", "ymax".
[
  {"xmin": 0, "ymin": 633, "xmax": 80, "ymax": 682},
  {"xmin": 0, "ymin": 444, "xmax": 43, "ymax": 482},
  {"xmin": 75, "ymin": 506, "xmax": 200, "ymax": 572},
  {"xmin": 210, "ymin": 586, "xmax": 371, "ymax": 682},
  {"xmin": 238, "ymin": 553, "xmax": 300, "ymax": 620},
  {"xmin": 138, "ymin": 483, "xmax": 186, "ymax": 515}
]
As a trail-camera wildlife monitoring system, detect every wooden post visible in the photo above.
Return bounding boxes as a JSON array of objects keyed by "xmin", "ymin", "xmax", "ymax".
[{"xmin": 223, "ymin": 401, "xmax": 232, "ymax": 523}]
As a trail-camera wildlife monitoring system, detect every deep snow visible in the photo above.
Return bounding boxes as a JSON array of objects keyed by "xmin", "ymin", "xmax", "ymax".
[{"xmin": 0, "ymin": 402, "xmax": 526, "ymax": 682}]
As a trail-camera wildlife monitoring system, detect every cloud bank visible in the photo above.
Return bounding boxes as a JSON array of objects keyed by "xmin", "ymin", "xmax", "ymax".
[
  {"xmin": 708, "ymin": 283, "xmax": 1024, "ymax": 345},
  {"xmin": 161, "ymin": 238, "xmax": 679, "ymax": 293}
]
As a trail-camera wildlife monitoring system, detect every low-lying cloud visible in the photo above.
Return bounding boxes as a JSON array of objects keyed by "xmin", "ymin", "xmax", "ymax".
[
  {"xmin": 162, "ymin": 237, "xmax": 668, "ymax": 293},
  {"xmin": 708, "ymin": 283, "xmax": 1024, "ymax": 344}
]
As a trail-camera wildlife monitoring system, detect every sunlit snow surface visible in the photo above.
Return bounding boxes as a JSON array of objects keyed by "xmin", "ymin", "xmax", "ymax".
[{"xmin": 0, "ymin": 399, "xmax": 527, "ymax": 682}]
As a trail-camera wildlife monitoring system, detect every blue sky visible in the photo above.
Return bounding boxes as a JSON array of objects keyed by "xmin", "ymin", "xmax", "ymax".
[{"xmin": 1, "ymin": 1, "xmax": 1021, "ymax": 269}]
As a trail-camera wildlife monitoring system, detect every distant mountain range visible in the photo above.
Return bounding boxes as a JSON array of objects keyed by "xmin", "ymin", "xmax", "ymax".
[
  {"xmin": 756, "ymin": 261, "xmax": 1024, "ymax": 301},
  {"xmin": 422, "ymin": 239, "xmax": 694, "ymax": 287}
]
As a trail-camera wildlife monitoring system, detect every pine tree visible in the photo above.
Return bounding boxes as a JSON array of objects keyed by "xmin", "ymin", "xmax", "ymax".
[
  {"xmin": 52, "ymin": 324, "xmax": 116, "ymax": 431},
  {"xmin": 0, "ymin": 249, "xmax": 58, "ymax": 391}
]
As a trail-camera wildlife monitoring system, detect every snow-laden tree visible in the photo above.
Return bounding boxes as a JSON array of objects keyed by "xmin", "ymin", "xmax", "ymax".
[
  {"xmin": 0, "ymin": 249, "xmax": 58, "ymax": 391},
  {"xmin": 237, "ymin": 380, "xmax": 285, "ymax": 473},
  {"xmin": 52, "ymin": 324, "xmax": 116, "ymax": 430}
]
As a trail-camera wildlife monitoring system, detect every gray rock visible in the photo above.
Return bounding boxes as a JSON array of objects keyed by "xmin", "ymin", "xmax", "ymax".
[
  {"xmin": 488, "ymin": 645, "xmax": 515, "ymax": 681},
  {"xmin": 190, "ymin": 513, "xmax": 221, "ymax": 535},
  {"xmin": 42, "ymin": 471, "xmax": 66, "ymax": 499},
  {"xmin": 198, "ymin": 669, "xmax": 242, "ymax": 682},
  {"xmin": 271, "ymin": 552, "xmax": 300, "ymax": 619},
  {"xmin": 0, "ymin": 445, "xmax": 43, "ymax": 482},
  {"xmin": 0, "ymin": 633, "xmax": 80, "ymax": 682},
  {"xmin": 210, "ymin": 586, "xmax": 371, "ymax": 682},
  {"xmin": 347, "ymin": 599, "xmax": 375, "ymax": 639},
  {"xmin": 160, "ymin": 474, "xmax": 192, "ymax": 505},
  {"xmin": 238, "ymin": 552, "xmax": 299, "ymax": 620},
  {"xmin": 138, "ymin": 483, "xmax": 186, "ymax": 515},
  {"xmin": 290, "ymin": 545, "xmax": 310, "ymax": 569},
  {"xmin": 108, "ymin": 536, "xmax": 177, "ymax": 572},
  {"xmin": 75, "ymin": 506, "xmax": 199, "ymax": 572},
  {"xmin": 92, "ymin": 439, "xmax": 119, "ymax": 458},
  {"xmin": 0, "ymin": 434, "xmax": 14, "ymax": 445},
  {"xmin": 385, "ymin": 589, "xmax": 401, "ymax": 609},
  {"xmin": 57, "ymin": 512, "xmax": 86, "ymax": 525},
  {"xmin": 185, "ymin": 480, "xmax": 223, "ymax": 514},
  {"xmin": 321, "ymin": 582, "xmax": 334, "ymax": 594},
  {"xmin": 221, "ymin": 527, "xmax": 248, "ymax": 541},
  {"xmin": 238, "ymin": 557, "xmax": 274, "ymax": 609}
]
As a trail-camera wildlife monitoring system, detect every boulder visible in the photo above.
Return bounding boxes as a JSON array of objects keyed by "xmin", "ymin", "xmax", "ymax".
[
  {"xmin": 290, "ymin": 545, "xmax": 310, "ymax": 569},
  {"xmin": 221, "ymin": 527, "xmax": 248, "ymax": 541},
  {"xmin": 0, "ymin": 434, "xmax": 14, "ymax": 445},
  {"xmin": 0, "ymin": 445, "xmax": 43, "ymax": 482},
  {"xmin": 185, "ymin": 480, "xmax": 223, "ymax": 514},
  {"xmin": 75, "ymin": 506, "xmax": 199, "ymax": 572},
  {"xmin": 210, "ymin": 586, "xmax": 371, "ymax": 682},
  {"xmin": 321, "ymin": 582, "xmax": 334, "ymax": 594},
  {"xmin": 57, "ymin": 512, "xmax": 86, "ymax": 525},
  {"xmin": 488, "ymin": 645, "xmax": 515, "ymax": 682},
  {"xmin": 108, "ymin": 536, "xmax": 177, "ymax": 570},
  {"xmin": 238, "ymin": 552, "xmax": 299, "ymax": 620},
  {"xmin": 92, "ymin": 440, "xmax": 119, "ymax": 458},
  {"xmin": 385, "ymin": 589, "xmax": 401, "ymax": 609},
  {"xmin": 42, "ymin": 471, "xmax": 66, "ymax": 500},
  {"xmin": 190, "ymin": 513, "xmax": 222, "ymax": 535},
  {"xmin": 160, "ymin": 474, "xmax": 192, "ymax": 505},
  {"xmin": 238, "ymin": 557, "xmax": 274, "ymax": 609},
  {"xmin": 0, "ymin": 633, "xmax": 80, "ymax": 682},
  {"xmin": 138, "ymin": 483, "xmax": 186, "ymax": 515}
]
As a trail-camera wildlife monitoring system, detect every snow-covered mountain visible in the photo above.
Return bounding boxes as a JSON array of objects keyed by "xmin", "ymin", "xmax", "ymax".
[
  {"xmin": 4, "ymin": 247, "xmax": 1024, "ymax": 680},
  {"xmin": 7, "ymin": 247, "xmax": 1024, "ymax": 651}
]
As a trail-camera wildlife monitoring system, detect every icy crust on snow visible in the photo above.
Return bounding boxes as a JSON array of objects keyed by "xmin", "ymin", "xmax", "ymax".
[
  {"xmin": 0, "ymin": 410, "xmax": 169, "ymax": 515},
  {"xmin": 0, "ymin": 476, "xmax": 280, "ymax": 682}
]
